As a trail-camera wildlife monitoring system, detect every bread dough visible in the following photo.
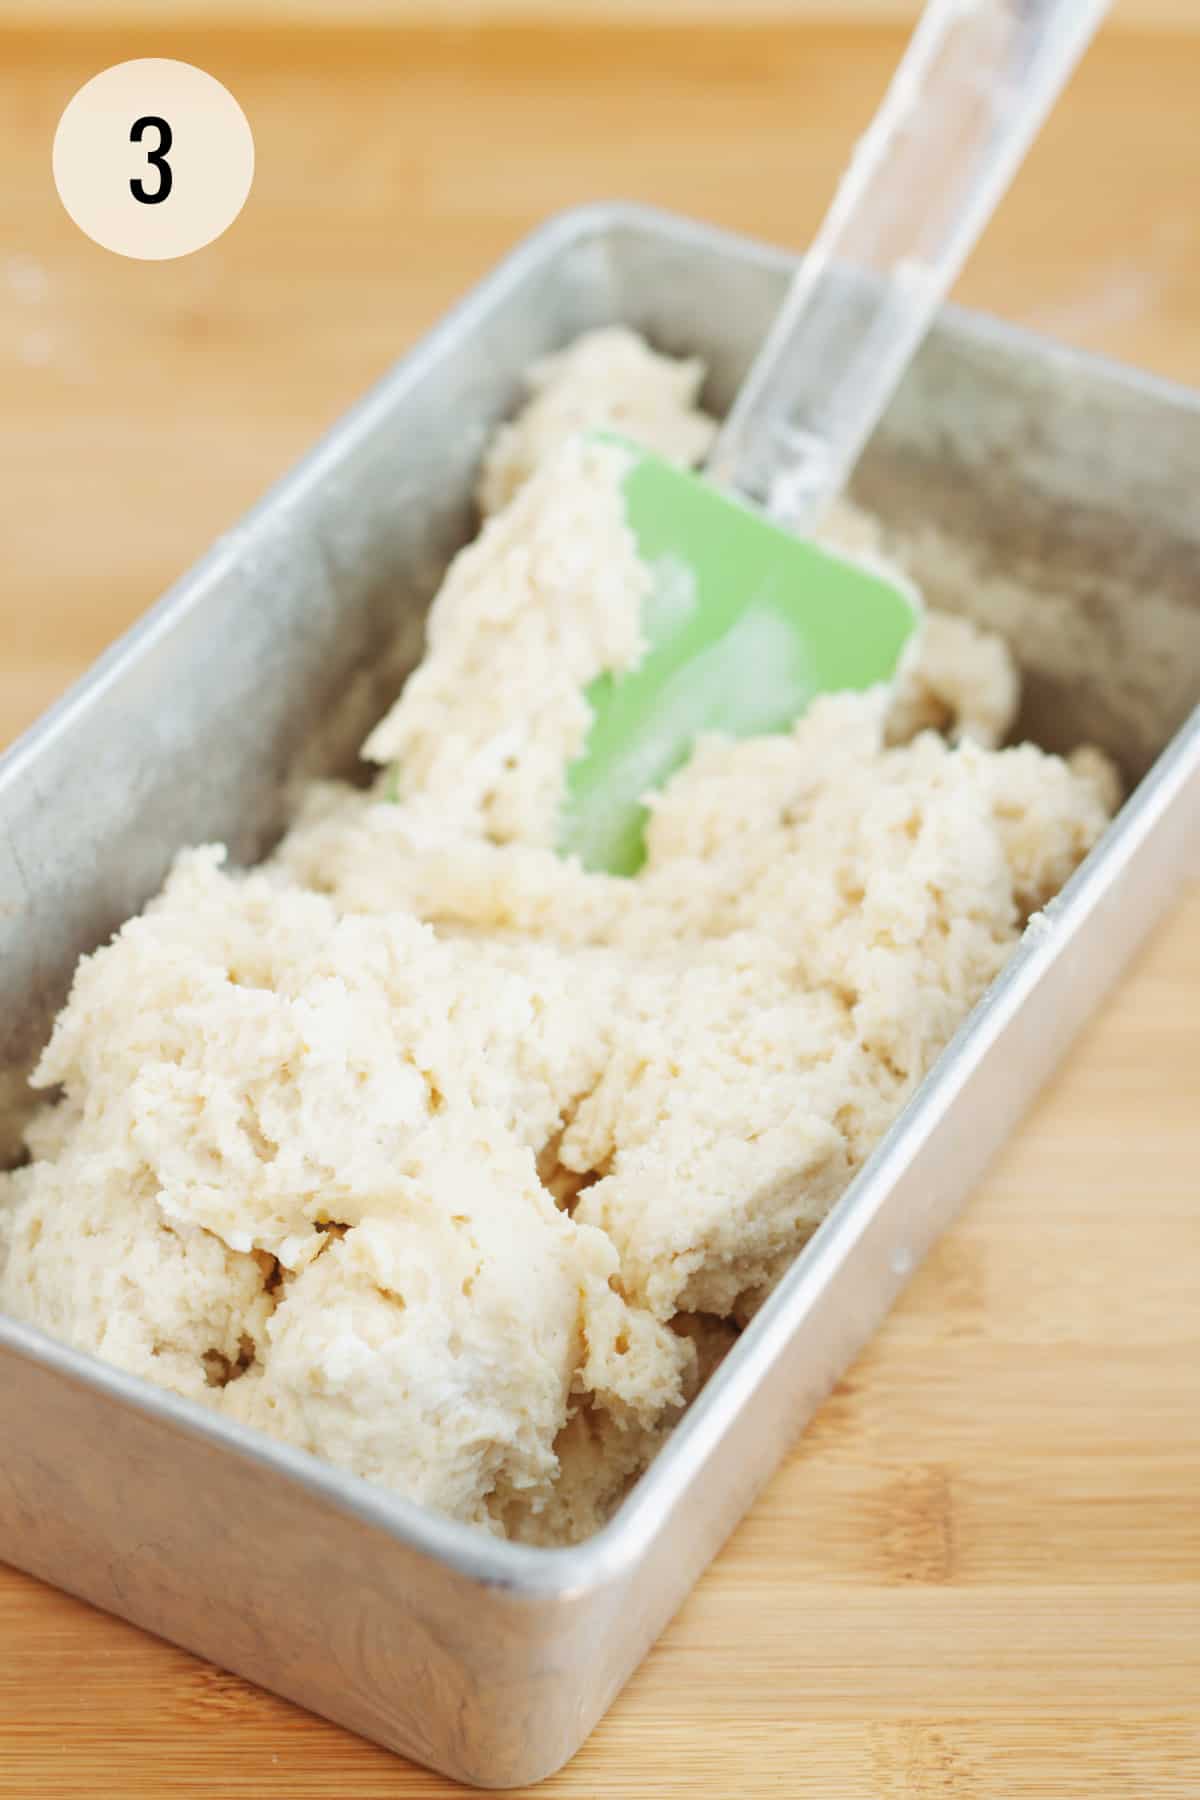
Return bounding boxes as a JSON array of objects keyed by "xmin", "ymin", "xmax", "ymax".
[{"xmin": 0, "ymin": 329, "xmax": 1117, "ymax": 1542}]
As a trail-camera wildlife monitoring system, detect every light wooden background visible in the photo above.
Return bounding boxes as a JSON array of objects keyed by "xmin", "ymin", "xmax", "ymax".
[
  {"xmin": 1, "ymin": 19, "xmax": 1198, "ymax": 1799},
  {"xmin": 0, "ymin": 2, "xmax": 1193, "ymax": 29}
]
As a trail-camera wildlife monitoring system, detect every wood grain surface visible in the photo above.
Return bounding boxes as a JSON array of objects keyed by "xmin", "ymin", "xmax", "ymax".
[
  {"xmin": 0, "ymin": 4, "xmax": 1192, "ymax": 35},
  {"xmin": 1, "ymin": 23, "xmax": 1198, "ymax": 1798}
]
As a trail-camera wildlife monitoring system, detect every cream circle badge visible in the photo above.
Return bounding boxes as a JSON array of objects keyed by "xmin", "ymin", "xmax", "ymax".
[{"xmin": 53, "ymin": 59, "xmax": 254, "ymax": 261}]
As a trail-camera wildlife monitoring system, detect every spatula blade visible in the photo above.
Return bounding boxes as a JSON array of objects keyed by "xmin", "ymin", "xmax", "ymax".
[{"xmin": 559, "ymin": 442, "xmax": 919, "ymax": 876}]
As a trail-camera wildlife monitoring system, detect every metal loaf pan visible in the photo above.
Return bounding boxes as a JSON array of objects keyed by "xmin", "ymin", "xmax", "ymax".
[{"xmin": 1, "ymin": 205, "xmax": 1198, "ymax": 1788}]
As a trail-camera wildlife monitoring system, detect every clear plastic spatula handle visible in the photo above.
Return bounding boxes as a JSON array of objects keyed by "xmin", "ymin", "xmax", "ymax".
[{"xmin": 708, "ymin": 0, "xmax": 1110, "ymax": 530}]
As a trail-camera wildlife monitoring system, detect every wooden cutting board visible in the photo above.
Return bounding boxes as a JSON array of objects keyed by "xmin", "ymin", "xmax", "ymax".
[{"xmin": 1, "ymin": 22, "xmax": 1197, "ymax": 1797}]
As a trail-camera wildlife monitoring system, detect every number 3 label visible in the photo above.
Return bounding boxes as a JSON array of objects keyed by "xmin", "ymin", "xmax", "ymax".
[
  {"xmin": 54, "ymin": 60, "xmax": 253, "ymax": 261},
  {"xmin": 130, "ymin": 116, "xmax": 174, "ymax": 206}
]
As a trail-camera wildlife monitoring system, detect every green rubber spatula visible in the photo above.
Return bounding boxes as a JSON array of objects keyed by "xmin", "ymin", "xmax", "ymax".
[{"xmin": 560, "ymin": 0, "xmax": 1109, "ymax": 876}]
